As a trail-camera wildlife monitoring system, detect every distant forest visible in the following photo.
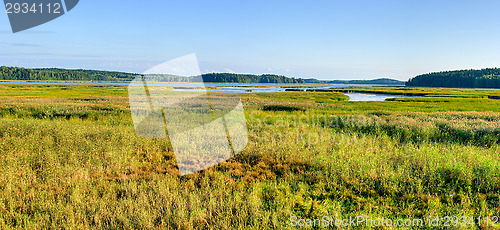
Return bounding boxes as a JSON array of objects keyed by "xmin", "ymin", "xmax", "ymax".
[
  {"xmin": 305, "ymin": 78, "xmax": 404, "ymax": 85},
  {"xmin": 0, "ymin": 66, "xmax": 139, "ymax": 82},
  {"xmin": 407, "ymin": 68, "xmax": 500, "ymax": 88},
  {"xmin": 0, "ymin": 66, "xmax": 406, "ymax": 85},
  {"xmin": 199, "ymin": 73, "xmax": 305, "ymax": 83},
  {"xmin": 0, "ymin": 67, "xmax": 304, "ymax": 83}
]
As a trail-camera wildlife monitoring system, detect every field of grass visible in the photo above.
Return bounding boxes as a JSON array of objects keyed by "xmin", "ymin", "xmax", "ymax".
[{"xmin": 0, "ymin": 84, "xmax": 499, "ymax": 229}]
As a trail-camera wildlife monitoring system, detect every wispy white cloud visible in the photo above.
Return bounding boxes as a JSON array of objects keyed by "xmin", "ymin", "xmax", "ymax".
[
  {"xmin": 223, "ymin": 68, "xmax": 235, "ymax": 73},
  {"xmin": 11, "ymin": 43, "xmax": 42, "ymax": 47}
]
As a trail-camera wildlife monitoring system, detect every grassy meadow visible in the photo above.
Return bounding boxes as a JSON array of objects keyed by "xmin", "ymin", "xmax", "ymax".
[{"xmin": 0, "ymin": 84, "xmax": 499, "ymax": 229}]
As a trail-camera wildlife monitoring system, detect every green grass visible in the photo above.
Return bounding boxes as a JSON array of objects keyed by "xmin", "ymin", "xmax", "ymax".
[
  {"xmin": 0, "ymin": 84, "xmax": 499, "ymax": 229},
  {"xmin": 326, "ymin": 86, "xmax": 500, "ymax": 98}
]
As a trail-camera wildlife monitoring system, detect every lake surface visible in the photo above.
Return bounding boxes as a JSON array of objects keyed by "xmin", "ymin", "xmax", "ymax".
[
  {"xmin": 0, "ymin": 81, "xmax": 388, "ymax": 92},
  {"xmin": 0, "ymin": 81, "xmax": 411, "ymax": 101},
  {"xmin": 171, "ymin": 83, "xmax": 380, "ymax": 93},
  {"xmin": 345, "ymin": 93, "xmax": 412, "ymax": 101}
]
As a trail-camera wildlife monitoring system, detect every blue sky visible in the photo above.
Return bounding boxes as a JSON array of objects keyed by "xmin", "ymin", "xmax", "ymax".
[{"xmin": 1, "ymin": 0, "xmax": 500, "ymax": 80}]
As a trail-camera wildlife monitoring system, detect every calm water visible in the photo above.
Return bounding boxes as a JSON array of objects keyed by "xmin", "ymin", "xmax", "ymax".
[
  {"xmin": 345, "ymin": 93, "xmax": 412, "ymax": 101},
  {"xmin": 0, "ymin": 81, "xmax": 411, "ymax": 101}
]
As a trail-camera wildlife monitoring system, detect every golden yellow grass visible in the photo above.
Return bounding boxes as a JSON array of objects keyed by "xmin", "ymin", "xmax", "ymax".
[{"xmin": 0, "ymin": 85, "xmax": 499, "ymax": 229}]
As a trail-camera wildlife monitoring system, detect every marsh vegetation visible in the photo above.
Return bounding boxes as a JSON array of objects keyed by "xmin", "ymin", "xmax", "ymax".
[{"xmin": 0, "ymin": 85, "xmax": 499, "ymax": 229}]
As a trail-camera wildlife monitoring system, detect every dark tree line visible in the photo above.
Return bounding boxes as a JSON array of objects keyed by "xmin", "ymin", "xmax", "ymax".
[
  {"xmin": 0, "ymin": 67, "xmax": 306, "ymax": 84},
  {"xmin": 406, "ymin": 68, "xmax": 500, "ymax": 88},
  {"xmin": 0, "ymin": 66, "xmax": 139, "ymax": 81},
  {"xmin": 305, "ymin": 78, "xmax": 404, "ymax": 85},
  {"xmin": 200, "ymin": 73, "xmax": 305, "ymax": 83}
]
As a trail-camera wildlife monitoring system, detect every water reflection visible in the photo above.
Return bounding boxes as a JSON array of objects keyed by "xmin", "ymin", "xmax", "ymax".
[{"xmin": 345, "ymin": 93, "xmax": 412, "ymax": 101}]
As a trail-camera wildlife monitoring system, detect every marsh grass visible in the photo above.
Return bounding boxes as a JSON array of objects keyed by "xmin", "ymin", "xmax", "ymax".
[
  {"xmin": 262, "ymin": 105, "xmax": 304, "ymax": 112},
  {"xmin": 0, "ymin": 85, "xmax": 499, "ymax": 229}
]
